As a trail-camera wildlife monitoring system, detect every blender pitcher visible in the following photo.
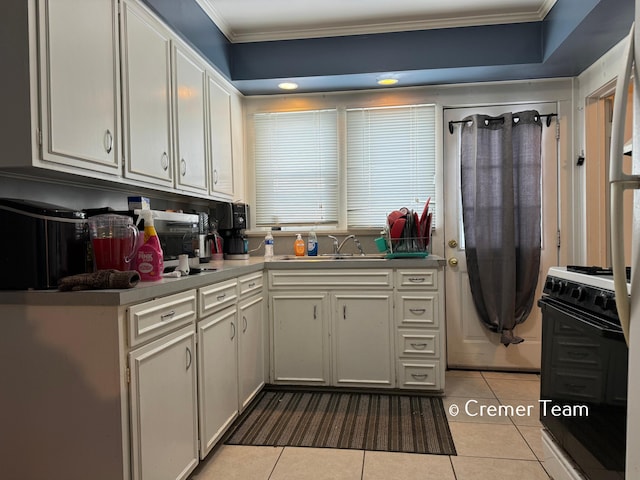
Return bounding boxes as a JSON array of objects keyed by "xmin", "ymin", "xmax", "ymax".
[{"xmin": 88, "ymin": 214, "xmax": 140, "ymax": 271}]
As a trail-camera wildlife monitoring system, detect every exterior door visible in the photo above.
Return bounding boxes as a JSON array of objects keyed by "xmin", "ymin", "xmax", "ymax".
[{"xmin": 443, "ymin": 103, "xmax": 559, "ymax": 370}]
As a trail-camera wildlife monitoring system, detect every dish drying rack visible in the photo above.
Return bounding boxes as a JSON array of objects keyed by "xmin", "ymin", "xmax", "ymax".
[{"xmin": 383, "ymin": 209, "xmax": 432, "ymax": 258}]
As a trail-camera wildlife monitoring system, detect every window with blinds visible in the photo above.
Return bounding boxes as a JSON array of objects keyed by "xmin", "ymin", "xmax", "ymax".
[
  {"xmin": 346, "ymin": 104, "xmax": 436, "ymax": 228},
  {"xmin": 253, "ymin": 110, "xmax": 338, "ymax": 226}
]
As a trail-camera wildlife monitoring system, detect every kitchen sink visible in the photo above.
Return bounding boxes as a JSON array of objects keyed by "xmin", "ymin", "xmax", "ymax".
[{"xmin": 277, "ymin": 253, "xmax": 387, "ymax": 261}]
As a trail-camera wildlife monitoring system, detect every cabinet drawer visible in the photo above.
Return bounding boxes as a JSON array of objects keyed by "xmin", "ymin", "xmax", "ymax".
[
  {"xmin": 547, "ymin": 368, "xmax": 603, "ymax": 402},
  {"xmin": 199, "ymin": 279, "xmax": 238, "ymax": 318},
  {"xmin": 397, "ymin": 329, "xmax": 439, "ymax": 358},
  {"xmin": 397, "ymin": 361, "xmax": 441, "ymax": 390},
  {"xmin": 239, "ymin": 272, "xmax": 263, "ymax": 297},
  {"xmin": 396, "ymin": 293, "xmax": 439, "ymax": 327},
  {"xmin": 128, "ymin": 289, "xmax": 197, "ymax": 347},
  {"xmin": 269, "ymin": 270, "xmax": 392, "ymax": 289},
  {"xmin": 395, "ymin": 269, "xmax": 437, "ymax": 290},
  {"xmin": 551, "ymin": 336, "xmax": 603, "ymax": 370}
]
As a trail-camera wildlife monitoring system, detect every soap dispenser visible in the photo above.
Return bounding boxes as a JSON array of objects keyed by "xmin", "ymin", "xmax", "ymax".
[{"xmin": 294, "ymin": 234, "xmax": 305, "ymax": 256}]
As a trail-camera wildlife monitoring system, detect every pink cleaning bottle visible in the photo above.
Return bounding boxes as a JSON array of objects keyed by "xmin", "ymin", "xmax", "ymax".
[{"xmin": 135, "ymin": 211, "xmax": 164, "ymax": 281}]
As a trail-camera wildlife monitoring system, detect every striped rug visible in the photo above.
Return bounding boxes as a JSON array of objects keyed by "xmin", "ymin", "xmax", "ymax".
[{"xmin": 225, "ymin": 389, "xmax": 456, "ymax": 455}]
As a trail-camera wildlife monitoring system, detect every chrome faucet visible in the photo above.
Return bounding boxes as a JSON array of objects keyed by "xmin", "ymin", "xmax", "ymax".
[{"xmin": 327, "ymin": 235, "xmax": 365, "ymax": 255}]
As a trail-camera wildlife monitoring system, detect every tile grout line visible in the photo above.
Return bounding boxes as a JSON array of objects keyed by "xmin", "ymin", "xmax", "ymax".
[
  {"xmin": 267, "ymin": 446, "xmax": 286, "ymax": 480},
  {"xmin": 448, "ymin": 454, "xmax": 459, "ymax": 480},
  {"xmin": 480, "ymin": 372, "xmax": 544, "ymax": 468}
]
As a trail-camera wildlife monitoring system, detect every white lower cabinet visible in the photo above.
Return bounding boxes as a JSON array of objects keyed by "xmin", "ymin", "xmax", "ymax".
[
  {"xmin": 129, "ymin": 324, "xmax": 199, "ymax": 480},
  {"xmin": 197, "ymin": 304, "xmax": 238, "ymax": 457},
  {"xmin": 196, "ymin": 272, "xmax": 265, "ymax": 457},
  {"xmin": 332, "ymin": 292, "xmax": 395, "ymax": 388},
  {"xmin": 269, "ymin": 270, "xmax": 394, "ymax": 388},
  {"xmin": 271, "ymin": 292, "xmax": 331, "ymax": 385},
  {"xmin": 238, "ymin": 293, "xmax": 265, "ymax": 410},
  {"xmin": 269, "ymin": 267, "xmax": 444, "ymax": 391}
]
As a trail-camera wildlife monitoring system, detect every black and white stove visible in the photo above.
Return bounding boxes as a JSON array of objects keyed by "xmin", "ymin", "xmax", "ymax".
[
  {"xmin": 543, "ymin": 266, "xmax": 630, "ymax": 332},
  {"xmin": 539, "ymin": 266, "xmax": 630, "ymax": 480}
]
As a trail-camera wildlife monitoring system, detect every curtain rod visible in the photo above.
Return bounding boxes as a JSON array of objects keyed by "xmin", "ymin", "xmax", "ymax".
[{"xmin": 448, "ymin": 113, "xmax": 557, "ymax": 134}]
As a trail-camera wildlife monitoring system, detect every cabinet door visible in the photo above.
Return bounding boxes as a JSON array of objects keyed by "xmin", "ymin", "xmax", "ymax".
[
  {"xmin": 271, "ymin": 293, "xmax": 330, "ymax": 385},
  {"xmin": 121, "ymin": 1, "xmax": 173, "ymax": 186},
  {"xmin": 38, "ymin": 0, "xmax": 120, "ymax": 173},
  {"xmin": 332, "ymin": 292, "xmax": 395, "ymax": 388},
  {"xmin": 129, "ymin": 325, "xmax": 198, "ymax": 480},
  {"xmin": 238, "ymin": 294, "xmax": 265, "ymax": 410},
  {"xmin": 197, "ymin": 306, "xmax": 238, "ymax": 458},
  {"xmin": 207, "ymin": 76, "xmax": 234, "ymax": 197},
  {"xmin": 174, "ymin": 46, "xmax": 207, "ymax": 193}
]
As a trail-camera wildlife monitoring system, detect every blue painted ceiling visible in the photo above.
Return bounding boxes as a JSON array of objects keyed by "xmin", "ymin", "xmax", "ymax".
[{"xmin": 142, "ymin": 0, "xmax": 633, "ymax": 95}]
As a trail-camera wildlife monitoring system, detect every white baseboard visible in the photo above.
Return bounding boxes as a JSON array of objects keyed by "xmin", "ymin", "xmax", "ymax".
[{"xmin": 541, "ymin": 429, "xmax": 587, "ymax": 480}]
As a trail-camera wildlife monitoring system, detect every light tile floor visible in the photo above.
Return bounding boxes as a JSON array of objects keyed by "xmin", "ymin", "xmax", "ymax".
[{"xmin": 189, "ymin": 371, "xmax": 549, "ymax": 480}]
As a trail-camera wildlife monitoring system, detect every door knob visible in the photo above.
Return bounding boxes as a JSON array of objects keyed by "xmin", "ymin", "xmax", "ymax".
[
  {"xmin": 448, "ymin": 239, "xmax": 458, "ymax": 248},
  {"xmin": 448, "ymin": 257, "xmax": 459, "ymax": 266}
]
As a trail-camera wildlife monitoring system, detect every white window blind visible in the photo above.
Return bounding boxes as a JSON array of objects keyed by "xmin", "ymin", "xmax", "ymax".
[
  {"xmin": 346, "ymin": 104, "xmax": 436, "ymax": 228},
  {"xmin": 253, "ymin": 110, "xmax": 338, "ymax": 226}
]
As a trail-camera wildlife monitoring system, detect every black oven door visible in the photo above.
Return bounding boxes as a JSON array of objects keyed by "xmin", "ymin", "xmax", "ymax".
[{"xmin": 539, "ymin": 297, "xmax": 627, "ymax": 479}]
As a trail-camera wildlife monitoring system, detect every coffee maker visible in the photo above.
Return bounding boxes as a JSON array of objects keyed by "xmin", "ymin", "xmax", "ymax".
[{"xmin": 216, "ymin": 202, "xmax": 250, "ymax": 259}]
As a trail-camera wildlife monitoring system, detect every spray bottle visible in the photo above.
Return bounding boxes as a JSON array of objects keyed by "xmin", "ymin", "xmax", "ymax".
[{"xmin": 135, "ymin": 211, "xmax": 164, "ymax": 281}]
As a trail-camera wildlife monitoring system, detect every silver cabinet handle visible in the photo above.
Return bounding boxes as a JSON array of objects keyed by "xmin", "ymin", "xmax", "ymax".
[
  {"xmin": 161, "ymin": 152, "xmax": 169, "ymax": 171},
  {"xmin": 248, "ymin": 282, "xmax": 256, "ymax": 288},
  {"xmin": 313, "ymin": 305, "xmax": 317, "ymax": 319},
  {"xmin": 411, "ymin": 373, "xmax": 428, "ymax": 380},
  {"xmin": 181, "ymin": 158, "xmax": 187, "ymax": 176},
  {"xmin": 343, "ymin": 305, "xmax": 347, "ymax": 320},
  {"xmin": 160, "ymin": 310, "xmax": 175, "ymax": 321},
  {"xmin": 104, "ymin": 129, "xmax": 113, "ymax": 154},
  {"xmin": 243, "ymin": 316, "xmax": 248, "ymax": 333},
  {"xmin": 408, "ymin": 277, "xmax": 425, "ymax": 283},
  {"xmin": 213, "ymin": 169, "xmax": 218, "ymax": 185},
  {"xmin": 410, "ymin": 343, "xmax": 428, "ymax": 349},
  {"xmin": 186, "ymin": 347, "xmax": 192, "ymax": 370},
  {"xmin": 217, "ymin": 293, "xmax": 226, "ymax": 301},
  {"xmin": 230, "ymin": 321, "xmax": 236, "ymax": 340},
  {"xmin": 409, "ymin": 308, "xmax": 426, "ymax": 315}
]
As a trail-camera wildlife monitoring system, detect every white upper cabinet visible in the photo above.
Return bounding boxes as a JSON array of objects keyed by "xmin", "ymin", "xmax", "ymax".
[
  {"xmin": 207, "ymin": 76, "xmax": 235, "ymax": 198},
  {"xmin": 120, "ymin": 0, "xmax": 174, "ymax": 187},
  {"xmin": 38, "ymin": 0, "xmax": 120, "ymax": 174},
  {"xmin": 174, "ymin": 46, "xmax": 208, "ymax": 194}
]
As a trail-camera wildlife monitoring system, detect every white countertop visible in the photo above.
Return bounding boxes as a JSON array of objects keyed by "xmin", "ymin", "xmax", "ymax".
[{"xmin": 0, "ymin": 255, "xmax": 445, "ymax": 307}]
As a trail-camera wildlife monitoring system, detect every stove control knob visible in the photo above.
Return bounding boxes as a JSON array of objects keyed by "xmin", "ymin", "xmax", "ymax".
[
  {"xmin": 557, "ymin": 281, "xmax": 567, "ymax": 294},
  {"xmin": 594, "ymin": 293, "xmax": 614, "ymax": 311},
  {"xmin": 551, "ymin": 280, "xmax": 562, "ymax": 293},
  {"xmin": 544, "ymin": 278, "xmax": 554, "ymax": 291},
  {"xmin": 570, "ymin": 286, "xmax": 586, "ymax": 301}
]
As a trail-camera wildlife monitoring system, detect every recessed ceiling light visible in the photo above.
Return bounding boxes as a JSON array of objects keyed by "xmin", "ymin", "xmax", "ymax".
[
  {"xmin": 377, "ymin": 76, "xmax": 399, "ymax": 86},
  {"xmin": 278, "ymin": 82, "xmax": 299, "ymax": 90}
]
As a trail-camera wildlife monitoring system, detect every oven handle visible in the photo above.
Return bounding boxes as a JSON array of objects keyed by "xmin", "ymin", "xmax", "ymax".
[{"xmin": 538, "ymin": 297, "xmax": 623, "ymax": 338}]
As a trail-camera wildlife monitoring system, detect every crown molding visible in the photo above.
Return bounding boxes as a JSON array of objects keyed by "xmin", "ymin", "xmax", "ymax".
[{"xmin": 195, "ymin": 0, "xmax": 557, "ymax": 44}]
